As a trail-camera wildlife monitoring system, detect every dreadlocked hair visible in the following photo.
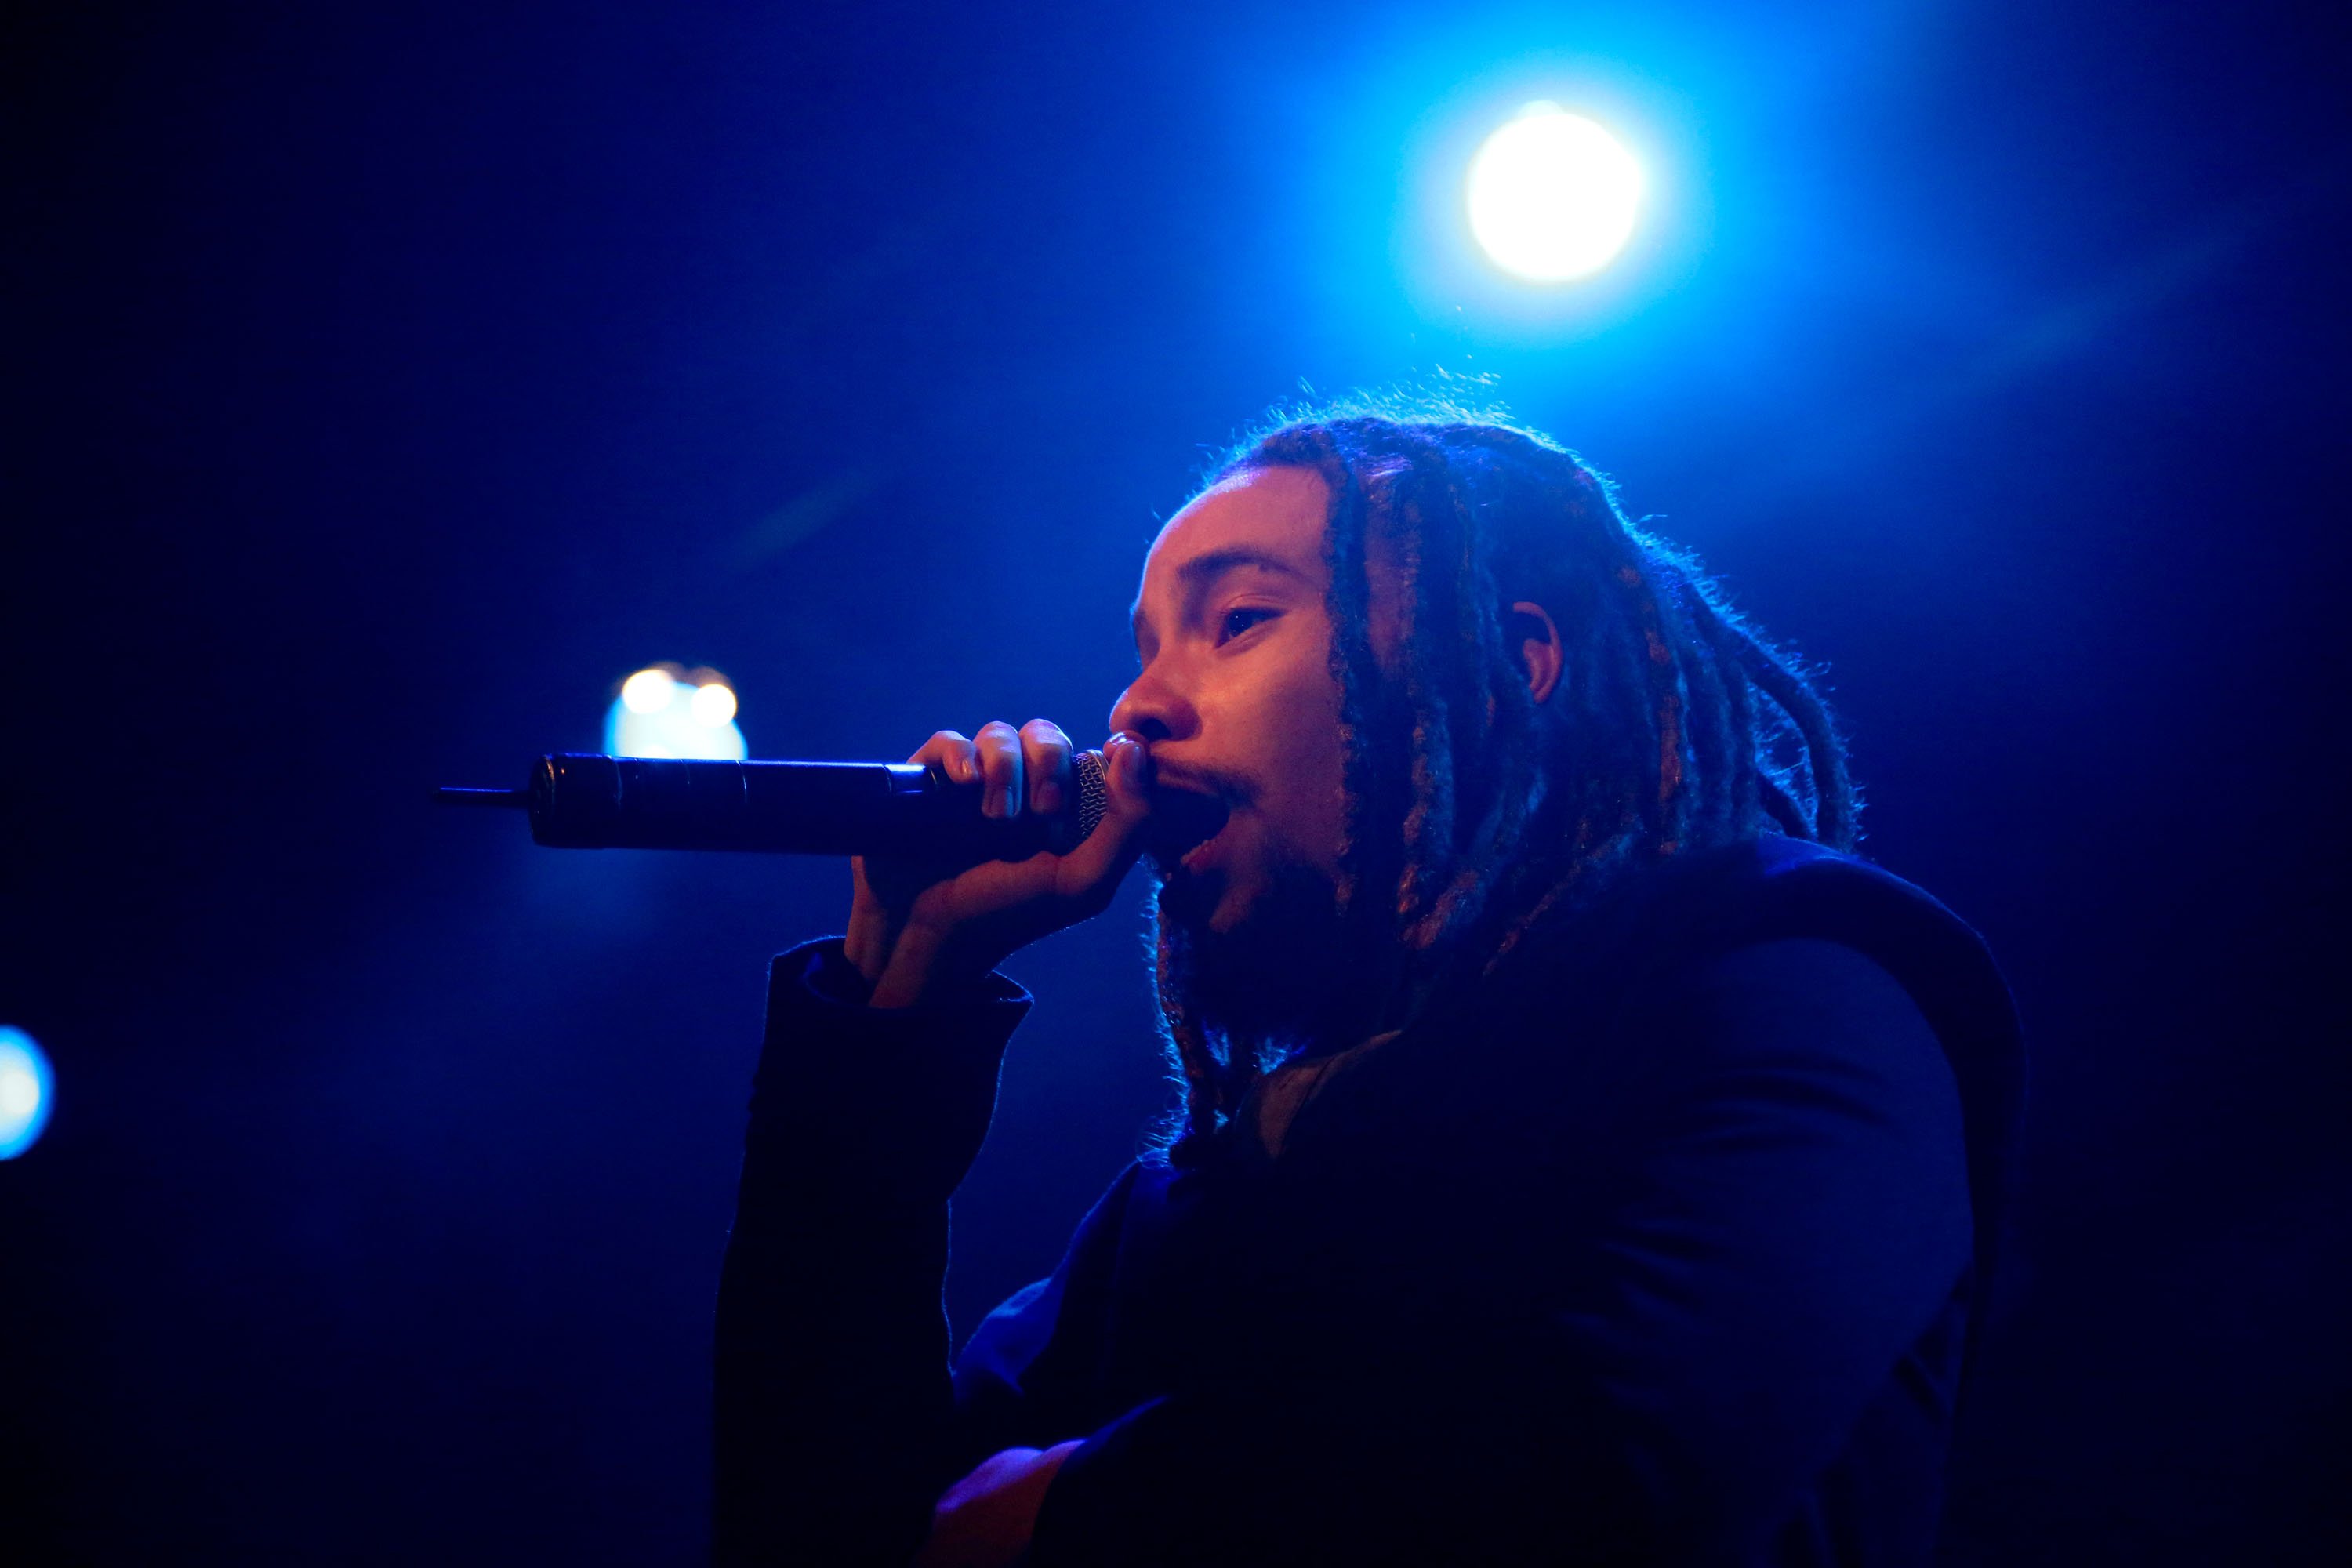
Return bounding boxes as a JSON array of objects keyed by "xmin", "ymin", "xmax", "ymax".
[{"xmin": 1149, "ymin": 397, "xmax": 1860, "ymax": 1160}]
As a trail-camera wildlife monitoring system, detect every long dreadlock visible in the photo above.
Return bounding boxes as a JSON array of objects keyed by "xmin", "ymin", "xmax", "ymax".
[{"xmin": 1149, "ymin": 401, "xmax": 1859, "ymax": 1156}]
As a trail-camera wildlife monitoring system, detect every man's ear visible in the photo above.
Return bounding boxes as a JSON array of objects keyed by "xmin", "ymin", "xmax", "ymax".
[{"xmin": 1507, "ymin": 601, "xmax": 1565, "ymax": 705}]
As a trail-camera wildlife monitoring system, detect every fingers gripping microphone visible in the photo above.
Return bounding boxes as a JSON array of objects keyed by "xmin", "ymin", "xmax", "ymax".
[{"xmin": 437, "ymin": 752, "xmax": 1110, "ymax": 860}]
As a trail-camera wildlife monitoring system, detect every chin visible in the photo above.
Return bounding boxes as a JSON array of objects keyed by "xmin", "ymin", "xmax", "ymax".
[
  {"xmin": 1154, "ymin": 865, "xmax": 1266, "ymax": 939},
  {"xmin": 1154, "ymin": 859, "xmax": 1346, "ymax": 1039},
  {"xmin": 1192, "ymin": 877, "xmax": 1254, "ymax": 936}
]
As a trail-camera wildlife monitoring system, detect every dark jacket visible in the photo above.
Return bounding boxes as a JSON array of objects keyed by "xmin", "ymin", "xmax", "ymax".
[{"xmin": 713, "ymin": 837, "xmax": 2024, "ymax": 1566}]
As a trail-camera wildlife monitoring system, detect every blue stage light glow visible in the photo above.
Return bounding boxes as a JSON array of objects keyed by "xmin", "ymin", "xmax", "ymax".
[
  {"xmin": 605, "ymin": 664, "xmax": 748, "ymax": 760},
  {"xmin": 1466, "ymin": 103, "xmax": 1642, "ymax": 281},
  {"xmin": 0, "ymin": 1025, "xmax": 53, "ymax": 1159}
]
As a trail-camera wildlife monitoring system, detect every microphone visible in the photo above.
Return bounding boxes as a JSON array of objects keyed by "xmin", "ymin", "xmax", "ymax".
[{"xmin": 436, "ymin": 751, "xmax": 1109, "ymax": 860}]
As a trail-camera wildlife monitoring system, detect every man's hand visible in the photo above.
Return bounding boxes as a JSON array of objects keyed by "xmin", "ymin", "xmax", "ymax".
[
  {"xmin": 913, "ymin": 1440, "xmax": 1084, "ymax": 1568},
  {"xmin": 846, "ymin": 720, "xmax": 1153, "ymax": 1008}
]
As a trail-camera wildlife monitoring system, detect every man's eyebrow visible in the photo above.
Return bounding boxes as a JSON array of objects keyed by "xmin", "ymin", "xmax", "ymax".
[
  {"xmin": 1131, "ymin": 549, "xmax": 1306, "ymax": 647},
  {"xmin": 1172, "ymin": 547, "xmax": 1307, "ymax": 590}
]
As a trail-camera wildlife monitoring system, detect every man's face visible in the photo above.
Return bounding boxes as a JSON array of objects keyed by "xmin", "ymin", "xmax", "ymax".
[{"xmin": 1110, "ymin": 465, "xmax": 1361, "ymax": 944}]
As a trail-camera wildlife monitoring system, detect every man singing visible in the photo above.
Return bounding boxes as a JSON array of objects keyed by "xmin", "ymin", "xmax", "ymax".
[{"xmin": 711, "ymin": 407, "xmax": 2023, "ymax": 1566}]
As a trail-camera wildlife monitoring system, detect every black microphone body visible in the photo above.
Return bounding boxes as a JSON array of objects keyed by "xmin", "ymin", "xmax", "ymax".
[{"xmin": 439, "ymin": 752, "xmax": 1109, "ymax": 860}]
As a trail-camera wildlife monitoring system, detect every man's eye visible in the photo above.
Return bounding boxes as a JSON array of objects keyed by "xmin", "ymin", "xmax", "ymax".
[{"xmin": 1218, "ymin": 607, "xmax": 1276, "ymax": 644}]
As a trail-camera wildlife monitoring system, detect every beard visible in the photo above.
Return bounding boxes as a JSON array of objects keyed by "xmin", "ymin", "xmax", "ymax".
[
  {"xmin": 1144, "ymin": 695, "xmax": 1419, "ymax": 1062},
  {"xmin": 1149, "ymin": 855, "xmax": 1367, "ymax": 1063}
]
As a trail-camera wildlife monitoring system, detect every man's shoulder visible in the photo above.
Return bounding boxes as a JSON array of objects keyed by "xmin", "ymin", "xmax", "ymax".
[
  {"xmin": 1476, "ymin": 836, "xmax": 2026, "ymax": 1281},
  {"xmin": 1494, "ymin": 837, "xmax": 2007, "ymax": 1030}
]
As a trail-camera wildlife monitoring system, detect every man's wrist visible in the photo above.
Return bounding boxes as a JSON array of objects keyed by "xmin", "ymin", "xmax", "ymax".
[{"xmin": 869, "ymin": 925, "xmax": 1000, "ymax": 1008}]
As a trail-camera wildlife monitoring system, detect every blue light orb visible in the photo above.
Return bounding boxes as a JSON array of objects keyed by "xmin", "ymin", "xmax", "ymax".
[
  {"xmin": 1466, "ymin": 104, "xmax": 1643, "ymax": 281},
  {"xmin": 604, "ymin": 665, "xmax": 748, "ymax": 760},
  {"xmin": 0, "ymin": 1025, "xmax": 53, "ymax": 1159}
]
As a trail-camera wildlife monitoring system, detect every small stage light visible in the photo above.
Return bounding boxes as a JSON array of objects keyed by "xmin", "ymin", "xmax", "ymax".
[
  {"xmin": 0, "ymin": 1025, "xmax": 53, "ymax": 1159},
  {"xmin": 621, "ymin": 667, "xmax": 677, "ymax": 714},
  {"xmin": 689, "ymin": 681, "xmax": 738, "ymax": 727},
  {"xmin": 1466, "ymin": 104, "xmax": 1642, "ymax": 281},
  {"xmin": 606, "ymin": 666, "xmax": 748, "ymax": 760}
]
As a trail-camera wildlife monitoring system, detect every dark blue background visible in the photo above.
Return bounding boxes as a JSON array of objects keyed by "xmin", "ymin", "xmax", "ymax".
[{"xmin": 6, "ymin": 2, "xmax": 2347, "ymax": 1561}]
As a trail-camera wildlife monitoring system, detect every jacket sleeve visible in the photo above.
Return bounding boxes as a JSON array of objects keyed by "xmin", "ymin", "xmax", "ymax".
[
  {"xmin": 710, "ymin": 938, "xmax": 1030, "ymax": 1567},
  {"xmin": 1027, "ymin": 938, "xmax": 1976, "ymax": 1565}
]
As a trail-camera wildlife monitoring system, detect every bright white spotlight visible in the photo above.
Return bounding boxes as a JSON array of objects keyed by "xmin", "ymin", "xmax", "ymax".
[
  {"xmin": 0, "ymin": 1025, "xmax": 53, "ymax": 1160},
  {"xmin": 606, "ymin": 665, "xmax": 746, "ymax": 760},
  {"xmin": 689, "ymin": 681, "xmax": 738, "ymax": 727},
  {"xmin": 621, "ymin": 667, "xmax": 677, "ymax": 714},
  {"xmin": 1466, "ymin": 104, "xmax": 1642, "ymax": 281}
]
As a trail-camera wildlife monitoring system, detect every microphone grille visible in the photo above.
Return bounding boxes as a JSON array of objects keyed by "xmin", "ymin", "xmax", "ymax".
[{"xmin": 1072, "ymin": 749, "xmax": 1110, "ymax": 844}]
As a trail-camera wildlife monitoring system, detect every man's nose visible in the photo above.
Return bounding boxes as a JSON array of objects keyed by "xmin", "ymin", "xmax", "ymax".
[{"xmin": 1109, "ymin": 665, "xmax": 1193, "ymax": 744}]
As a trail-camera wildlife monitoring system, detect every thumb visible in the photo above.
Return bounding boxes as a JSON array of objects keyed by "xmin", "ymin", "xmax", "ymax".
[{"xmin": 1054, "ymin": 732, "xmax": 1153, "ymax": 902}]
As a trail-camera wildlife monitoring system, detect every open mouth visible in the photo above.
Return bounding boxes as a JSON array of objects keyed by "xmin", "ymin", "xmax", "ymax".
[{"xmin": 1142, "ymin": 786, "xmax": 1231, "ymax": 877}]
